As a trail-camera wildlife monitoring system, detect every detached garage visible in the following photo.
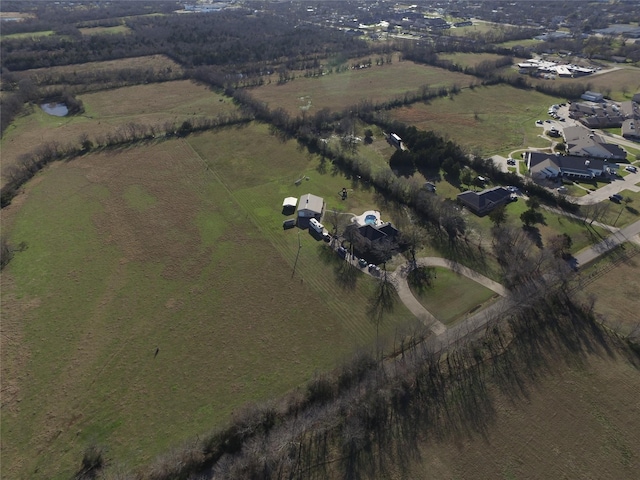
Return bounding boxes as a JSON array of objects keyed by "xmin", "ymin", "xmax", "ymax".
[{"xmin": 297, "ymin": 193, "xmax": 324, "ymax": 218}]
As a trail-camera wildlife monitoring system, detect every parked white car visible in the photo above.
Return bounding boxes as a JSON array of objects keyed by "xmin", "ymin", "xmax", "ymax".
[{"xmin": 625, "ymin": 165, "xmax": 637, "ymax": 173}]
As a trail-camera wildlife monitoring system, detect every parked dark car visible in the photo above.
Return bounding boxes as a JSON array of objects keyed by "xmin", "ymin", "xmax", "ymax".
[
  {"xmin": 609, "ymin": 194, "xmax": 623, "ymax": 203},
  {"xmin": 337, "ymin": 246, "xmax": 347, "ymax": 258}
]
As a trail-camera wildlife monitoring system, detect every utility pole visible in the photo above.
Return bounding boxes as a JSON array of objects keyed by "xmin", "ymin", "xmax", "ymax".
[{"xmin": 292, "ymin": 230, "xmax": 302, "ymax": 277}]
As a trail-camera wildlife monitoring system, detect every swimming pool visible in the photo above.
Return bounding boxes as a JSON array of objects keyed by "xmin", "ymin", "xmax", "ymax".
[{"xmin": 365, "ymin": 214, "xmax": 377, "ymax": 225}]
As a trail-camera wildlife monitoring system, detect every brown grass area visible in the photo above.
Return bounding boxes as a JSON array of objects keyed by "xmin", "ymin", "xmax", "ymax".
[
  {"xmin": 579, "ymin": 247, "xmax": 640, "ymax": 337},
  {"xmin": 248, "ymin": 61, "xmax": 476, "ymax": 116},
  {"xmin": 11, "ymin": 55, "xmax": 183, "ymax": 81},
  {"xmin": 392, "ymin": 350, "xmax": 640, "ymax": 479}
]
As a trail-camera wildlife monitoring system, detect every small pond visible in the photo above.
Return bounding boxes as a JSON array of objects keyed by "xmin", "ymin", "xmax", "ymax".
[{"xmin": 40, "ymin": 102, "xmax": 68, "ymax": 117}]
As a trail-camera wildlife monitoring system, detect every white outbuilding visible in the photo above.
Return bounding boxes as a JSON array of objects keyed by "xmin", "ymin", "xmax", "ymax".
[{"xmin": 297, "ymin": 193, "xmax": 324, "ymax": 218}]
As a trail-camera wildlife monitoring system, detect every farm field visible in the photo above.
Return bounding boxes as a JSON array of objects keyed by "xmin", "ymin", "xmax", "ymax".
[
  {"xmin": 248, "ymin": 61, "xmax": 478, "ymax": 116},
  {"xmin": 389, "ymin": 84, "xmax": 562, "ymax": 156},
  {"xmin": 381, "ymin": 344, "xmax": 640, "ymax": 479},
  {"xmin": 498, "ymin": 65, "xmax": 640, "ymax": 101},
  {"xmin": 409, "ymin": 267, "xmax": 498, "ymax": 326},
  {"xmin": 438, "ymin": 52, "xmax": 514, "ymax": 68},
  {"xmin": 10, "ymin": 54, "xmax": 183, "ymax": 82},
  {"xmin": 0, "ymin": 79, "xmax": 237, "ymax": 188},
  {"xmin": 79, "ymin": 25, "xmax": 131, "ymax": 36},
  {"xmin": 1, "ymin": 125, "xmax": 422, "ymax": 479}
]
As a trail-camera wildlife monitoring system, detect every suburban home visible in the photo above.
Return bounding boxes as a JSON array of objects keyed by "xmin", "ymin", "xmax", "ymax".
[
  {"xmin": 297, "ymin": 193, "xmax": 324, "ymax": 219},
  {"xmin": 457, "ymin": 187, "xmax": 512, "ymax": 216},
  {"xmin": 622, "ymin": 119, "xmax": 640, "ymax": 141},
  {"xmin": 358, "ymin": 222, "xmax": 399, "ymax": 242},
  {"xmin": 525, "ymin": 151, "xmax": 618, "ymax": 180},
  {"xmin": 562, "ymin": 126, "xmax": 627, "ymax": 160}
]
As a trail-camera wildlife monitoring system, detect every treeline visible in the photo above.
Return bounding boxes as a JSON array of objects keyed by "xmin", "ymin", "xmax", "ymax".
[
  {"xmin": 5, "ymin": 64, "xmax": 183, "ymax": 89},
  {"xmin": 116, "ymin": 288, "xmax": 628, "ymax": 480},
  {"xmin": 0, "ymin": 0, "xmax": 178, "ymax": 36},
  {"xmin": 0, "ymin": 112, "xmax": 252, "ymax": 209},
  {"xmin": 1, "ymin": 10, "xmax": 370, "ymax": 72}
]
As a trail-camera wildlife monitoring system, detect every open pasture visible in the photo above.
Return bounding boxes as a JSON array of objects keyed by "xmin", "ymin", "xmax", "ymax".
[
  {"xmin": 248, "ymin": 61, "xmax": 477, "ymax": 116},
  {"xmin": 438, "ymin": 52, "xmax": 514, "ymax": 69},
  {"xmin": 78, "ymin": 25, "xmax": 132, "ymax": 36},
  {"xmin": 11, "ymin": 55, "xmax": 182, "ymax": 82},
  {"xmin": 0, "ymin": 79, "xmax": 237, "ymax": 188},
  {"xmin": 390, "ymin": 84, "xmax": 562, "ymax": 156},
  {"xmin": 1, "ymin": 125, "xmax": 421, "ymax": 478}
]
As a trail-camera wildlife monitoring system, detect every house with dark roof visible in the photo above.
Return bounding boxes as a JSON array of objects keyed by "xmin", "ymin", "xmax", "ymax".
[
  {"xmin": 622, "ymin": 119, "xmax": 640, "ymax": 141},
  {"xmin": 457, "ymin": 187, "xmax": 512, "ymax": 216},
  {"xmin": 358, "ymin": 222, "xmax": 398, "ymax": 242},
  {"xmin": 525, "ymin": 152, "xmax": 618, "ymax": 180}
]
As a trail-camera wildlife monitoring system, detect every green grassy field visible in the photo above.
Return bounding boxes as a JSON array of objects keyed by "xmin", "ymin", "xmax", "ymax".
[
  {"xmin": 79, "ymin": 25, "xmax": 131, "ymax": 36},
  {"xmin": 409, "ymin": 267, "xmax": 498, "ymax": 325},
  {"xmin": 438, "ymin": 52, "xmax": 513, "ymax": 68},
  {"xmin": 389, "ymin": 84, "xmax": 562, "ymax": 156},
  {"xmin": 248, "ymin": 61, "xmax": 477, "ymax": 116},
  {"xmin": 1, "ymin": 125, "xmax": 422, "ymax": 479},
  {"xmin": 0, "ymin": 30, "xmax": 54, "ymax": 40}
]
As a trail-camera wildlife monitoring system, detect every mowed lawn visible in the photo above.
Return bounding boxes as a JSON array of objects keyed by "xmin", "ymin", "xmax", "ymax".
[
  {"xmin": 409, "ymin": 267, "xmax": 498, "ymax": 325},
  {"xmin": 0, "ymin": 79, "xmax": 237, "ymax": 188},
  {"xmin": 390, "ymin": 84, "xmax": 562, "ymax": 156},
  {"xmin": 1, "ymin": 128, "xmax": 420, "ymax": 479},
  {"xmin": 248, "ymin": 61, "xmax": 477, "ymax": 116},
  {"xmin": 438, "ymin": 52, "xmax": 514, "ymax": 69}
]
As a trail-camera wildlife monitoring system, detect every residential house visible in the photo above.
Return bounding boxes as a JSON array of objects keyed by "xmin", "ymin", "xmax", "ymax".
[
  {"xmin": 358, "ymin": 222, "xmax": 399, "ymax": 242},
  {"xmin": 457, "ymin": 187, "xmax": 512, "ymax": 216}
]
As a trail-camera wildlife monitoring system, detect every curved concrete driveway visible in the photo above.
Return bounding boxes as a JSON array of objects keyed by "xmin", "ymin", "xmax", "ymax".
[{"xmin": 388, "ymin": 257, "xmax": 508, "ymax": 336}]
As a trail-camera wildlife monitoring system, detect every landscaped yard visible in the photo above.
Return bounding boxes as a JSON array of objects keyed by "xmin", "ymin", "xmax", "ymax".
[{"xmin": 409, "ymin": 267, "xmax": 498, "ymax": 326}]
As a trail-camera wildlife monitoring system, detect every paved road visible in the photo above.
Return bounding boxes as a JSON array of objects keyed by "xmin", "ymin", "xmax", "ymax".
[
  {"xmin": 569, "ymin": 170, "xmax": 640, "ymax": 205},
  {"xmin": 573, "ymin": 219, "xmax": 640, "ymax": 266}
]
